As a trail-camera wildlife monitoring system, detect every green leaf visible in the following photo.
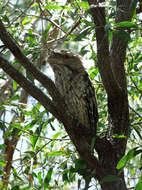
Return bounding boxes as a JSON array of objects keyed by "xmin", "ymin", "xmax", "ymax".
[
  {"xmin": 130, "ymin": 167, "xmax": 135, "ymax": 175},
  {"xmin": 52, "ymin": 131, "xmax": 62, "ymax": 139},
  {"xmin": 133, "ymin": 126, "xmax": 142, "ymax": 140},
  {"xmin": 13, "ymin": 167, "xmax": 23, "ymax": 181},
  {"xmin": 0, "ymin": 121, "xmax": 6, "ymax": 131},
  {"xmin": 45, "ymin": 4, "xmax": 72, "ymax": 10},
  {"xmin": 0, "ymin": 105, "xmax": 5, "ymax": 111},
  {"xmin": 0, "ymin": 160, "xmax": 6, "ymax": 166},
  {"xmin": 11, "ymin": 95, "xmax": 19, "ymax": 101},
  {"xmin": 22, "ymin": 16, "xmax": 32, "ymax": 25},
  {"xmin": 31, "ymin": 2, "xmax": 39, "ymax": 8},
  {"xmin": 89, "ymin": 44, "xmax": 97, "ymax": 61},
  {"xmin": 38, "ymin": 172, "xmax": 42, "ymax": 185},
  {"xmin": 74, "ymin": 27, "xmax": 92, "ymax": 41},
  {"xmin": 0, "ymin": 144, "xmax": 6, "ymax": 149},
  {"xmin": 81, "ymin": 19, "xmax": 94, "ymax": 27},
  {"xmin": 30, "ymin": 123, "xmax": 43, "ymax": 148},
  {"xmin": 30, "ymin": 135, "xmax": 37, "ymax": 149},
  {"xmin": 117, "ymin": 147, "xmax": 142, "ymax": 169},
  {"xmin": 135, "ymin": 176, "xmax": 142, "ymax": 190},
  {"xmin": 114, "ymin": 21, "xmax": 138, "ymax": 29},
  {"xmin": 13, "ymin": 167, "xmax": 18, "ymax": 177},
  {"xmin": 11, "ymin": 186, "xmax": 20, "ymax": 190},
  {"xmin": 44, "ymin": 168, "xmax": 53, "ymax": 187},
  {"xmin": 42, "ymin": 23, "xmax": 52, "ymax": 42},
  {"xmin": 60, "ymin": 161, "xmax": 67, "ymax": 170},
  {"xmin": 112, "ymin": 134, "xmax": 126, "ymax": 139},
  {"xmin": 47, "ymin": 151, "xmax": 69, "ymax": 156},
  {"xmin": 77, "ymin": 2, "xmax": 89, "ymax": 10},
  {"xmin": 2, "ymin": 15, "xmax": 10, "ymax": 24},
  {"xmin": 90, "ymin": 137, "xmax": 95, "ymax": 153},
  {"xmin": 0, "ymin": 170, "xmax": 4, "ymax": 175},
  {"xmin": 62, "ymin": 169, "xmax": 70, "ymax": 175},
  {"xmin": 117, "ymin": 155, "xmax": 127, "ymax": 169},
  {"xmin": 135, "ymin": 182, "xmax": 142, "ymax": 190},
  {"xmin": 23, "ymin": 120, "xmax": 37, "ymax": 130},
  {"xmin": 13, "ymin": 80, "xmax": 17, "ymax": 90}
]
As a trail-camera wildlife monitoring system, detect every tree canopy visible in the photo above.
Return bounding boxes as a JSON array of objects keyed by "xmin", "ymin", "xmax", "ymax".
[{"xmin": 0, "ymin": 0, "xmax": 142, "ymax": 190}]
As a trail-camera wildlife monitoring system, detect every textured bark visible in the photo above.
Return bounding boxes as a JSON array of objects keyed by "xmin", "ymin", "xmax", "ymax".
[
  {"xmin": 0, "ymin": 0, "xmax": 138, "ymax": 189},
  {"xmin": 87, "ymin": 0, "xmax": 137, "ymax": 189},
  {"xmin": 100, "ymin": 179, "xmax": 128, "ymax": 190}
]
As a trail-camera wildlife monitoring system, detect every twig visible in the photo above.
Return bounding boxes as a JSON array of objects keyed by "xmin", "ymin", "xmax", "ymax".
[
  {"xmin": 130, "ymin": 77, "xmax": 142, "ymax": 95},
  {"xmin": 129, "ymin": 105, "xmax": 142, "ymax": 119},
  {"xmin": 0, "ymin": 55, "xmax": 60, "ymax": 120},
  {"xmin": 8, "ymin": 0, "xmax": 35, "ymax": 27}
]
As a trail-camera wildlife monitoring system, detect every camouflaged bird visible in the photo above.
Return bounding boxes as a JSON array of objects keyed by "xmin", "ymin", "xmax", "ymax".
[{"xmin": 48, "ymin": 50, "xmax": 98, "ymax": 135}]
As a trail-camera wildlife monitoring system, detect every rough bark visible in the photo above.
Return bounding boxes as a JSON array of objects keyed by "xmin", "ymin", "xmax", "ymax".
[
  {"xmin": 87, "ymin": 0, "xmax": 137, "ymax": 189},
  {"xmin": 0, "ymin": 0, "xmax": 138, "ymax": 189}
]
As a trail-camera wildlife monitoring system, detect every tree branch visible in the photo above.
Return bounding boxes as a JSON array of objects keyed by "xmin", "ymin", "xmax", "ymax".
[
  {"xmin": 0, "ymin": 55, "xmax": 62, "ymax": 121},
  {"xmin": 0, "ymin": 19, "xmax": 62, "ymax": 103},
  {"xmin": 88, "ymin": 0, "xmax": 130, "ymax": 152},
  {"xmin": 110, "ymin": 0, "xmax": 137, "ymax": 90},
  {"xmin": 106, "ymin": 0, "xmax": 132, "ymax": 144},
  {"xmin": 88, "ymin": 1, "xmax": 122, "ymax": 99},
  {"xmin": 0, "ymin": 54, "xmax": 106, "ymax": 177}
]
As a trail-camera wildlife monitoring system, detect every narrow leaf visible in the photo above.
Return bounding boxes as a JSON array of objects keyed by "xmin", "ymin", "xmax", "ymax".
[
  {"xmin": 47, "ymin": 151, "xmax": 69, "ymax": 156},
  {"xmin": 13, "ymin": 80, "xmax": 17, "ymax": 90},
  {"xmin": 44, "ymin": 168, "xmax": 53, "ymax": 188},
  {"xmin": 0, "ymin": 160, "xmax": 6, "ymax": 166},
  {"xmin": 135, "ymin": 176, "xmax": 142, "ymax": 190},
  {"xmin": 117, "ymin": 147, "xmax": 141, "ymax": 169},
  {"xmin": 114, "ymin": 21, "xmax": 138, "ymax": 28},
  {"xmin": 90, "ymin": 137, "xmax": 95, "ymax": 153},
  {"xmin": 45, "ymin": 4, "xmax": 72, "ymax": 10}
]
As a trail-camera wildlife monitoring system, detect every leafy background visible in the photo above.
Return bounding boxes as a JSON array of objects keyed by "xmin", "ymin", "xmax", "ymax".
[{"xmin": 0, "ymin": 0, "xmax": 142, "ymax": 189}]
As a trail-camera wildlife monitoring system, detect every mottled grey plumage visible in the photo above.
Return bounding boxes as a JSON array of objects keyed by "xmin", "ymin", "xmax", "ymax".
[{"xmin": 48, "ymin": 50, "xmax": 98, "ymax": 135}]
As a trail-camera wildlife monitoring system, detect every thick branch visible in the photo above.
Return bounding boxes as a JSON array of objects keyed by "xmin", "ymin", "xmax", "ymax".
[
  {"xmin": 105, "ymin": 0, "xmax": 134, "ymax": 141},
  {"xmin": 0, "ymin": 19, "xmax": 62, "ymax": 103},
  {"xmin": 88, "ymin": 1, "xmax": 122, "ymax": 99},
  {"xmin": 110, "ymin": 0, "xmax": 137, "ymax": 90},
  {"xmin": 0, "ymin": 55, "xmax": 62, "ymax": 120},
  {"xmin": 0, "ymin": 54, "xmax": 105, "ymax": 178},
  {"xmin": 88, "ymin": 0, "xmax": 130, "ymax": 155}
]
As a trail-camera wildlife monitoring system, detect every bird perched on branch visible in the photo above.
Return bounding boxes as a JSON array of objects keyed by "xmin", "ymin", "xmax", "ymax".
[{"xmin": 47, "ymin": 50, "xmax": 98, "ymax": 136}]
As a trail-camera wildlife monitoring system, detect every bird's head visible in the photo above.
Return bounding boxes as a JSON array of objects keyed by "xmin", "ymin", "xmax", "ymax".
[{"xmin": 47, "ymin": 50, "xmax": 85, "ymax": 73}]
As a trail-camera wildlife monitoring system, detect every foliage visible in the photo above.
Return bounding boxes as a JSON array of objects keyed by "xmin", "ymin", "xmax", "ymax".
[{"xmin": 0, "ymin": 0, "xmax": 142, "ymax": 189}]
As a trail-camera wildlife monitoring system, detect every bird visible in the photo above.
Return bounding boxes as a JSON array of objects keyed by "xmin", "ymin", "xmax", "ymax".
[{"xmin": 47, "ymin": 49, "xmax": 98, "ymax": 136}]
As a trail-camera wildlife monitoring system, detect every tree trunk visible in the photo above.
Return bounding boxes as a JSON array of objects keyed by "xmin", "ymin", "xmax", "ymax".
[
  {"xmin": 100, "ymin": 178, "xmax": 128, "ymax": 190},
  {"xmin": 0, "ymin": 0, "xmax": 139, "ymax": 189}
]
